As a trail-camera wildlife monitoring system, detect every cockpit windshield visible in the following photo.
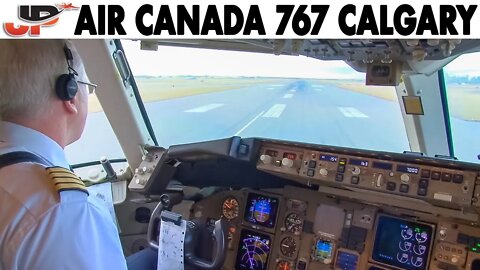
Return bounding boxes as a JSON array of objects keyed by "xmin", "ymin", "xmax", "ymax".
[{"xmin": 121, "ymin": 40, "xmax": 410, "ymax": 153}]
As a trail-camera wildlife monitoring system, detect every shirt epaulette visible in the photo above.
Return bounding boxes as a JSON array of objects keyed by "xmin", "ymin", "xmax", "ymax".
[{"xmin": 46, "ymin": 167, "xmax": 89, "ymax": 195}]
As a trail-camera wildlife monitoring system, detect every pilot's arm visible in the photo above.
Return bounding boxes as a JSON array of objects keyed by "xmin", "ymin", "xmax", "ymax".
[
  {"xmin": 13, "ymin": 189, "xmax": 127, "ymax": 270},
  {"xmin": 1, "ymin": 165, "xmax": 128, "ymax": 270}
]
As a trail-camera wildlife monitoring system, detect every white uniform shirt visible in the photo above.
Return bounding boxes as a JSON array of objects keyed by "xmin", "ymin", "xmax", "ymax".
[{"xmin": 0, "ymin": 121, "xmax": 128, "ymax": 270}]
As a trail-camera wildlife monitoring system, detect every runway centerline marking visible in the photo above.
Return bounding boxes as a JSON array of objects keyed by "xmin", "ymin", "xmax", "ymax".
[
  {"xmin": 184, "ymin": 103, "xmax": 224, "ymax": 113},
  {"xmin": 234, "ymin": 110, "xmax": 265, "ymax": 136},
  {"xmin": 338, "ymin": 107, "xmax": 368, "ymax": 118},
  {"xmin": 263, "ymin": 104, "xmax": 286, "ymax": 118},
  {"xmin": 283, "ymin": 93, "xmax": 294, "ymax": 99}
]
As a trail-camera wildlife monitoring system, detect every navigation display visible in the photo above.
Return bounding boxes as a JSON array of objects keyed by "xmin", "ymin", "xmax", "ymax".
[
  {"xmin": 235, "ymin": 230, "xmax": 271, "ymax": 270},
  {"xmin": 244, "ymin": 193, "xmax": 279, "ymax": 228},
  {"xmin": 372, "ymin": 215, "xmax": 434, "ymax": 270}
]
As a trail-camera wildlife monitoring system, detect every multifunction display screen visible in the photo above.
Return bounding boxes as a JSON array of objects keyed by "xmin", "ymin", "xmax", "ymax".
[
  {"xmin": 235, "ymin": 230, "xmax": 271, "ymax": 270},
  {"xmin": 372, "ymin": 215, "xmax": 434, "ymax": 270},
  {"xmin": 244, "ymin": 193, "xmax": 279, "ymax": 228}
]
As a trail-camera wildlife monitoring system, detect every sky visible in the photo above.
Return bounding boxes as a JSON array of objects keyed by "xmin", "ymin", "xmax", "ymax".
[
  {"xmin": 121, "ymin": 40, "xmax": 480, "ymax": 79},
  {"xmin": 121, "ymin": 40, "xmax": 364, "ymax": 79},
  {"xmin": 444, "ymin": 52, "xmax": 480, "ymax": 77}
]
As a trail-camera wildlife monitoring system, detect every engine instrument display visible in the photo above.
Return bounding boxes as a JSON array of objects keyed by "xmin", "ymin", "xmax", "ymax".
[
  {"xmin": 222, "ymin": 197, "xmax": 239, "ymax": 220},
  {"xmin": 235, "ymin": 230, "xmax": 272, "ymax": 270},
  {"xmin": 372, "ymin": 215, "xmax": 434, "ymax": 270},
  {"xmin": 284, "ymin": 213, "xmax": 303, "ymax": 234},
  {"xmin": 244, "ymin": 193, "xmax": 279, "ymax": 228}
]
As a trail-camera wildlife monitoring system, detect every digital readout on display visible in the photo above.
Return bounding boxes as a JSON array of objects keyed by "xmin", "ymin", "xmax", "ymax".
[
  {"xmin": 372, "ymin": 215, "xmax": 434, "ymax": 270},
  {"xmin": 283, "ymin": 152, "xmax": 296, "ymax": 160},
  {"xmin": 397, "ymin": 165, "xmax": 419, "ymax": 174},
  {"xmin": 349, "ymin": 158, "xmax": 369, "ymax": 167},
  {"xmin": 244, "ymin": 193, "xmax": 279, "ymax": 228},
  {"xmin": 372, "ymin": 162, "xmax": 393, "ymax": 171},
  {"xmin": 319, "ymin": 154, "xmax": 338, "ymax": 162}
]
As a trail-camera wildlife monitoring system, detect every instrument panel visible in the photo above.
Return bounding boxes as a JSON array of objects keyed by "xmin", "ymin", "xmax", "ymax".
[
  {"xmin": 184, "ymin": 140, "xmax": 480, "ymax": 270},
  {"xmin": 256, "ymin": 143, "xmax": 480, "ymax": 209},
  {"xmin": 190, "ymin": 186, "xmax": 480, "ymax": 270}
]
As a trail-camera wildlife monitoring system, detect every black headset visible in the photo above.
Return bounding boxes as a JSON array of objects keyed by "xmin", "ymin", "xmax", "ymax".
[{"xmin": 55, "ymin": 45, "xmax": 78, "ymax": 101}]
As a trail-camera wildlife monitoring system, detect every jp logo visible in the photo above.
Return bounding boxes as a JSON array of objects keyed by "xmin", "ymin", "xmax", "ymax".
[{"xmin": 4, "ymin": 3, "xmax": 78, "ymax": 36}]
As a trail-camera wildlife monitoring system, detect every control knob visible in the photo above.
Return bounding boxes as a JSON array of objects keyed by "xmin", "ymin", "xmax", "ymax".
[
  {"xmin": 439, "ymin": 229, "xmax": 447, "ymax": 239},
  {"xmin": 282, "ymin": 157, "xmax": 294, "ymax": 168},
  {"xmin": 135, "ymin": 177, "xmax": 147, "ymax": 185},
  {"xmin": 319, "ymin": 168, "xmax": 328, "ymax": 177},
  {"xmin": 260, "ymin": 154, "xmax": 272, "ymax": 164},
  {"xmin": 400, "ymin": 174, "xmax": 410, "ymax": 183},
  {"xmin": 135, "ymin": 167, "xmax": 144, "ymax": 175},
  {"xmin": 351, "ymin": 166, "xmax": 361, "ymax": 175}
]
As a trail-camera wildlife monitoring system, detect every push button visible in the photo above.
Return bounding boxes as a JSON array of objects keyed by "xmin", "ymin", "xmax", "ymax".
[
  {"xmin": 337, "ymin": 165, "xmax": 346, "ymax": 173},
  {"xmin": 421, "ymin": 169, "xmax": 431, "ymax": 178},
  {"xmin": 351, "ymin": 176, "xmax": 359, "ymax": 184},
  {"xmin": 453, "ymin": 174, "xmax": 464, "ymax": 184},
  {"xmin": 307, "ymin": 169, "xmax": 315, "ymax": 177},
  {"xmin": 308, "ymin": 160, "xmax": 317, "ymax": 168},
  {"xmin": 400, "ymin": 184, "xmax": 409, "ymax": 193},
  {"xmin": 442, "ymin": 173, "xmax": 452, "ymax": 182},
  {"xmin": 431, "ymin": 171, "xmax": 441, "ymax": 180},
  {"xmin": 336, "ymin": 173, "xmax": 344, "ymax": 182},
  {"xmin": 386, "ymin": 182, "xmax": 396, "ymax": 191},
  {"xmin": 419, "ymin": 179, "xmax": 429, "ymax": 188},
  {"xmin": 417, "ymin": 187, "xmax": 427, "ymax": 196}
]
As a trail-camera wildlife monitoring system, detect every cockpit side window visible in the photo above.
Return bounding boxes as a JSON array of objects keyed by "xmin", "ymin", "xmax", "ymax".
[{"xmin": 444, "ymin": 52, "xmax": 480, "ymax": 163}]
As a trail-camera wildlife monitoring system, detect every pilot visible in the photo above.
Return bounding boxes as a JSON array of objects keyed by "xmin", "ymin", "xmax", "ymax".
[{"xmin": 0, "ymin": 40, "xmax": 155, "ymax": 269}]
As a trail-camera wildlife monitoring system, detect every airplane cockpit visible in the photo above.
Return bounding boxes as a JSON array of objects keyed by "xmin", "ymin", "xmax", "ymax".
[{"xmin": 65, "ymin": 39, "xmax": 480, "ymax": 270}]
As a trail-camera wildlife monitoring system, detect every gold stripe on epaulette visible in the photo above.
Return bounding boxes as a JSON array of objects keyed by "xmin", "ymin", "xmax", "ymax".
[
  {"xmin": 49, "ymin": 172, "xmax": 80, "ymax": 179},
  {"xmin": 46, "ymin": 167, "xmax": 88, "ymax": 195},
  {"xmin": 50, "ymin": 176, "xmax": 83, "ymax": 184}
]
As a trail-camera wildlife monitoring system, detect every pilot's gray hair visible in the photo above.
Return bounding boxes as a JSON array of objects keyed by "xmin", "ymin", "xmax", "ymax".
[{"xmin": 0, "ymin": 40, "xmax": 84, "ymax": 120}]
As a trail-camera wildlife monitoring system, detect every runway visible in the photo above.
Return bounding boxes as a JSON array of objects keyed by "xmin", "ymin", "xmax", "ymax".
[{"xmin": 66, "ymin": 79, "xmax": 479, "ymax": 165}]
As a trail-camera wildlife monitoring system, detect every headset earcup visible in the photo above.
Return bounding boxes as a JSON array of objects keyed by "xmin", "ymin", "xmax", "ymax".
[{"xmin": 55, "ymin": 74, "xmax": 78, "ymax": 101}]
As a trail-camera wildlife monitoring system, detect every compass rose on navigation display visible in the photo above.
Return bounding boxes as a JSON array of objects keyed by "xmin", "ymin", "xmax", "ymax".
[{"xmin": 235, "ymin": 230, "xmax": 271, "ymax": 270}]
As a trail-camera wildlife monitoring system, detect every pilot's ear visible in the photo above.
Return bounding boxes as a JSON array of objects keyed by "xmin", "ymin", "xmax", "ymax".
[{"xmin": 62, "ymin": 95, "xmax": 79, "ymax": 115}]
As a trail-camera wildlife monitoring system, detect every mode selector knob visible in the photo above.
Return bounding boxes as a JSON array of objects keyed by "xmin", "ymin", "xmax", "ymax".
[
  {"xmin": 260, "ymin": 154, "xmax": 272, "ymax": 164},
  {"xmin": 319, "ymin": 168, "xmax": 329, "ymax": 177},
  {"xmin": 400, "ymin": 174, "xmax": 410, "ymax": 183},
  {"xmin": 282, "ymin": 158, "xmax": 294, "ymax": 168},
  {"xmin": 351, "ymin": 166, "xmax": 361, "ymax": 175}
]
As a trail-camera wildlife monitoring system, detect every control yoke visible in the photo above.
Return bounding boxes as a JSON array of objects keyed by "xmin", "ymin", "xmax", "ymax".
[{"xmin": 147, "ymin": 197, "xmax": 227, "ymax": 270}]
